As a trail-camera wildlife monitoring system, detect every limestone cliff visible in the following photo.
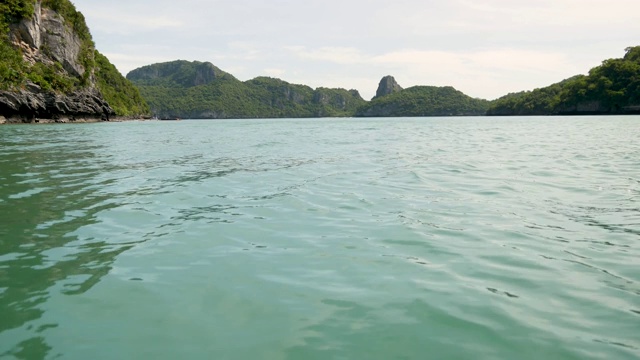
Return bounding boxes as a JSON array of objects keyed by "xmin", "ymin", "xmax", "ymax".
[
  {"xmin": 0, "ymin": 0, "xmax": 148, "ymax": 123},
  {"xmin": 373, "ymin": 75, "xmax": 403, "ymax": 99},
  {"xmin": 11, "ymin": 2, "xmax": 85, "ymax": 77}
]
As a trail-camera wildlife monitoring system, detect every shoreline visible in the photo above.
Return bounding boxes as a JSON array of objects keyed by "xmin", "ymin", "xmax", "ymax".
[
  {"xmin": 3, "ymin": 114, "xmax": 640, "ymax": 125},
  {"xmin": 0, "ymin": 115, "xmax": 152, "ymax": 125}
]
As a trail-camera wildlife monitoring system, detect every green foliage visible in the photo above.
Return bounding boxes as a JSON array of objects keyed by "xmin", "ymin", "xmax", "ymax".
[
  {"xmin": 26, "ymin": 61, "xmax": 76, "ymax": 92},
  {"xmin": 95, "ymin": 51, "xmax": 149, "ymax": 116},
  {"xmin": 128, "ymin": 61, "xmax": 366, "ymax": 118},
  {"xmin": 486, "ymin": 78, "xmax": 572, "ymax": 115},
  {"xmin": 0, "ymin": 0, "xmax": 34, "ymax": 30},
  {"xmin": 356, "ymin": 86, "xmax": 490, "ymax": 117},
  {"xmin": 488, "ymin": 46, "xmax": 640, "ymax": 115},
  {"xmin": 0, "ymin": 34, "xmax": 77, "ymax": 93},
  {"xmin": 0, "ymin": 0, "xmax": 34, "ymax": 89},
  {"xmin": 313, "ymin": 87, "xmax": 366, "ymax": 117},
  {"xmin": 0, "ymin": 36, "xmax": 25, "ymax": 89},
  {"xmin": 625, "ymin": 46, "xmax": 640, "ymax": 62},
  {"xmin": 127, "ymin": 60, "xmax": 236, "ymax": 87}
]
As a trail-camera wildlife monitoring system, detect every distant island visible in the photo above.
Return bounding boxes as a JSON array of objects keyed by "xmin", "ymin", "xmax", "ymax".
[
  {"xmin": 127, "ymin": 63, "xmax": 489, "ymax": 119},
  {"xmin": 129, "ymin": 48, "xmax": 640, "ymax": 119},
  {"xmin": 0, "ymin": 1, "xmax": 639, "ymax": 123},
  {"xmin": 126, "ymin": 61, "xmax": 366, "ymax": 119}
]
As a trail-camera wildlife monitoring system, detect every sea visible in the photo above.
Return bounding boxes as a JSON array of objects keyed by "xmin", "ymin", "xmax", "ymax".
[{"xmin": 0, "ymin": 116, "xmax": 638, "ymax": 359}]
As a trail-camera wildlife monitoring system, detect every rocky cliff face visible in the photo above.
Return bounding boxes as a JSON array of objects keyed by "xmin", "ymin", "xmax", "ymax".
[
  {"xmin": 11, "ymin": 2, "xmax": 85, "ymax": 77},
  {"xmin": 0, "ymin": 1, "xmax": 114, "ymax": 123},
  {"xmin": 0, "ymin": 85, "xmax": 112, "ymax": 123},
  {"xmin": 374, "ymin": 75, "xmax": 403, "ymax": 99}
]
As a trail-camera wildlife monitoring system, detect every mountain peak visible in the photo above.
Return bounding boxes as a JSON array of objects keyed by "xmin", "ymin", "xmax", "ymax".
[
  {"xmin": 126, "ymin": 60, "xmax": 235, "ymax": 87},
  {"xmin": 374, "ymin": 75, "xmax": 403, "ymax": 99}
]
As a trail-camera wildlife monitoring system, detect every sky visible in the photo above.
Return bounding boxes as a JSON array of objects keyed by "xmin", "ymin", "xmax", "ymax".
[{"xmin": 72, "ymin": 0, "xmax": 640, "ymax": 100}]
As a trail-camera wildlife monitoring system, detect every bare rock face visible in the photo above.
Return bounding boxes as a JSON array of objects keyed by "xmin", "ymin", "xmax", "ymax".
[
  {"xmin": 40, "ymin": 8, "xmax": 85, "ymax": 77},
  {"xmin": 10, "ymin": 4, "xmax": 84, "ymax": 76},
  {"xmin": 374, "ymin": 75, "xmax": 403, "ymax": 99},
  {"xmin": 193, "ymin": 62, "xmax": 217, "ymax": 87},
  {"xmin": 10, "ymin": 2, "xmax": 43, "ymax": 52}
]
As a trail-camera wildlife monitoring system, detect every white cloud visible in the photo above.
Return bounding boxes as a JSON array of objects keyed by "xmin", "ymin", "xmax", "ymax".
[
  {"xmin": 101, "ymin": 53, "xmax": 179, "ymax": 76},
  {"xmin": 453, "ymin": 0, "xmax": 640, "ymax": 29},
  {"xmin": 80, "ymin": 10, "xmax": 183, "ymax": 34},
  {"xmin": 71, "ymin": 0, "xmax": 640, "ymax": 99},
  {"xmin": 285, "ymin": 46, "xmax": 368, "ymax": 65},
  {"xmin": 264, "ymin": 68, "xmax": 286, "ymax": 77},
  {"xmin": 284, "ymin": 46, "xmax": 581, "ymax": 99}
]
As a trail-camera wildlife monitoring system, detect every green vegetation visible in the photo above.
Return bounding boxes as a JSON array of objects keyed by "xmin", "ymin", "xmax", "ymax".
[
  {"xmin": 95, "ymin": 51, "xmax": 149, "ymax": 116},
  {"xmin": 26, "ymin": 61, "xmax": 76, "ymax": 92},
  {"xmin": 0, "ymin": 0, "xmax": 33, "ymax": 90},
  {"xmin": 128, "ymin": 61, "xmax": 366, "ymax": 119},
  {"xmin": 127, "ymin": 60, "xmax": 237, "ymax": 88},
  {"xmin": 0, "ymin": 0, "xmax": 34, "ymax": 29},
  {"xmin": 0, "ymin": 38, "xmax": 26, "ymax": 89},
  {"xmin": 356, "ymin": 86, "xmax": 490, "ymax": 117},
  {"xmin": 488, "ymin": 46, "xmax": 640, "ymax": 115}
]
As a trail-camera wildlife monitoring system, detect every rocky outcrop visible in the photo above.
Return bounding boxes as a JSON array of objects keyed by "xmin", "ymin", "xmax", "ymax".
[
  {"xmin": 1, "ymin": 1, "xmax": 117, "ymax": 122},
  {"xmin": 282, "ymin": 86, "xmax": 307, "ymax": 104},
  {"xmin": 10, "ymin": 3, "xmax": 86, "ymax": 77},
  {"xmin": 313, "ymin": 89, "xmax": 362, "ymax": 110},
  {"xmin": 9, "ymin": 2, "xmax": 44, "ymax": 64},
  {"xmin": 0, "ymin": 84, "xmax": 113, "ymax": 123},
  {"xmin": 374, "ymin": 75, "xmax": 403, "ymax": 99}
]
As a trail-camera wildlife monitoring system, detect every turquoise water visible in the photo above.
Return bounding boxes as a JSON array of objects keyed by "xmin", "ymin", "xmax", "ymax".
[{"xmin": 0, "ymin": 117, "xmax": 638, "ymax": 359}]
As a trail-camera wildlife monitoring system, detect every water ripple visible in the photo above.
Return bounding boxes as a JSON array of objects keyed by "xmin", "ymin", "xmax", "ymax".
[{"xmin": 1, "ymin": 118, "xmax": 639, "ymax": 359}]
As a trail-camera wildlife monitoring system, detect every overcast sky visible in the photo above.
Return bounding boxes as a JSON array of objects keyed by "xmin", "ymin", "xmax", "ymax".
[{"xmin": 72, "ymin": 0, "xmax": 639, "ymax": 100}]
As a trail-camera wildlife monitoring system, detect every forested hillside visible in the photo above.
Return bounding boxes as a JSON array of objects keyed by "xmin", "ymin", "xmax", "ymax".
[
  {"xmin": 127, "ymin": 61, "xmax": 366, "ymax": 119},
  {"xmin": 356, "ymin": 85, "xmax": 490, "ymax": 117},
  {"xmin": 487, "ymin": 47, "xmax": 640, "ymax": 115}
]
